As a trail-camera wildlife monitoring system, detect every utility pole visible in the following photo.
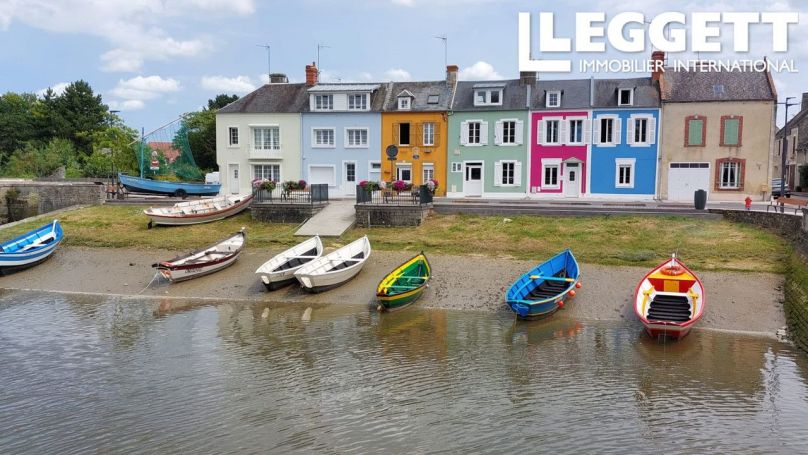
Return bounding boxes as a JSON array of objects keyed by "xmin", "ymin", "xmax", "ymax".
[
  {"xmin": 435, "ymin": 35, "xmax": 448, "ymax": 68},
  {"xmin": 317, "ymin": 43, "xmax": 330, "ymax": 74},
  {"xmin": 256, "ymin": 44, "xmax": 271, "ymax": 82},
  {"xmin": 778, "ymin": 96, "xmax": 799, "ymax": 212}
]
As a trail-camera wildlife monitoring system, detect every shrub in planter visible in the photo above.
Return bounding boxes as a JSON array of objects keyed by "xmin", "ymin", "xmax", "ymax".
[{"xmin": 359, "ymin": 180, "xmax": 380, "ymax": 193}]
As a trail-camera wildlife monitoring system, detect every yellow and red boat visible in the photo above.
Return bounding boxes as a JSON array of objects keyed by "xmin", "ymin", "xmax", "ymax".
[{"xmin": 634, "ymin": 254, "xmax": 705, "ymax": 340}]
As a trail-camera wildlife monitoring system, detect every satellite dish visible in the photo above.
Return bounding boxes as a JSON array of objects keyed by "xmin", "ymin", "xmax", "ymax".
[{"xmin": 385, "ymin": 145, "xmax": 398, "ymax": 159}]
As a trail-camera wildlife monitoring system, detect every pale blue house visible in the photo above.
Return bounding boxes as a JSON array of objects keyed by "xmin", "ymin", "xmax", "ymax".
[{"xmin": 301, "ymin": 83, "xmax": 387, "ymax": 196}]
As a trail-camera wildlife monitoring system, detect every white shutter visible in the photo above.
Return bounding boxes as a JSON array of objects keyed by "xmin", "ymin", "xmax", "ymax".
[
  {"xmin": 614, "ymin": 118, "xmax": 622, "ymax": 145},
  {"xmin": 480, "ymin": 121, "xmax": 489, "ymax": 145},
  {"xmin": 494, "ymin": 120, "xmax": 503, "ymax": 146},
  {"xmin": 460, "ymin": 122, "xmax": 469, "ymax": 146},
  {"xmin": 592, "ymin": 118, "xmax": 601, "ymax": 145},
  {"xmin": 583, "ymin": 119, "xmax": 592, "ymax": 144},
  {"xmin": 627, "ymin": 118, "xmax": 635, "ymax": 145},
  {"xmin": 648, "ymin": 117, "xmax": 657, "ymax": 145},
  {"xmin": 494, "ymin": 161, "xmax": 503, "ymax": 186},
  {"xmin": 559, "ymin": 120, "xmax": 568, "ymax": 145},
  {"xmin": 515, "ymin": 120, "xmax": 524, "ymax": 145},
  {"xmin": 538, "ymin": 120, "xmax": 546, "ymax": 145},
  {"xmin": 515, "ymin": 162, "xmax": 523, "ymax": 186}
]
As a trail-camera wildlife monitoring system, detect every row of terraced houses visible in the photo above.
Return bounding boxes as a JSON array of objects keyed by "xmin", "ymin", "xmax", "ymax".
[{"xmin": 215, "ymin": 52, "xmax": 777, "ymax": 202}]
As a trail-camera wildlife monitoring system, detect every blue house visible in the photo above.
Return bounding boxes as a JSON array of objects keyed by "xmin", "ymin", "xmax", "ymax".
[
  {"xmin": 589, "ymin": 78, "xmax": 660, "ymax": 198},
  {"xmin": 301, "ymin": 82, "xmax": 387, "ymax": 196}
]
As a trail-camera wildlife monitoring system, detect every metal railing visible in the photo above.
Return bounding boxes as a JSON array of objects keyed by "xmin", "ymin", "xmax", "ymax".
[
  {"xmin": 254, "ymin": 183, "xmax": 329, "ymax": 204},
  {"xmin": 356, "ymin": 184, "xmax": 433, "ymax": 206}
]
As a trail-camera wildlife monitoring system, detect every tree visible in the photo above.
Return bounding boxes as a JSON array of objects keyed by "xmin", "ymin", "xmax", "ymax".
[
  {"xmin": 55, "ymin": 80, "xmax": 108, "ymax": 156},
  {"xmin": 0, "ymin": 92, "xmax": 38, "ymax": 165},
  {"xmin": 184, "ymin": 94, "xmax": 239, "ymax": 171},
  {"xmin": 3, "ymin": 138, "xmax": 81, "ymax": 178},
  {"xmin": 84, "ymin": 120, "xmax": 140, "ymax": 178},
  {"xmin": 208, "ymin": 94, "xmax": 238, "ymax": 110}
]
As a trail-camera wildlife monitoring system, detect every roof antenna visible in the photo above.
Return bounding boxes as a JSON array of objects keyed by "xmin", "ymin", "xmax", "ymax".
[
  {"xmin": 317, "ymin": 43, "xmax": 331, "ymax": 75},
  {"xmin": 256, "ymin": 44, "xmax": 271, "ymax": 84},
  {"xmin": 435, "ymin": 35, "xmax": 448, "ymax": 68}
]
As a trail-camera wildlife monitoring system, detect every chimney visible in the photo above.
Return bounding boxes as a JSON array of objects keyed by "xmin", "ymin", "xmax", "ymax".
[
  {"xmin": 802, "ymin": 92, "xmax": 808, "ymax": 113},
  {"xmin": 651, "ymin": 50, "xmax": 665, "ymax": 82},
  {"xmin": 305, "ymin": 62, "xmax": 318, "ymax": 86},
  {"xmin": 446, "ymin": 64, "xmax": 458, "ymax": 86},
  {"xmin": 269, "ymin": 73, "xmax": 288, "ymax": 84},
  {"xmin": 519, "ymin": 71, "xmax": 537, "ymax": 86}
]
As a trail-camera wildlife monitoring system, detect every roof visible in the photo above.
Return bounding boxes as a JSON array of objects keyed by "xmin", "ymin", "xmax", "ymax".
[
  {"xmin": 146, "ymin": 141, "xmax": 180, "ymax": 163},
  {"xmin": 660, "ymin": 67, "xmax": 776, "ymax": 103},
  {"xmin": 531, "ymin": 79, "xmax": 592, "ymax": 109},
  {"xmin": 591, "ymin": 77, "xmax": 660, "ymax": 108},
  {"xmin": 307, "ymin": 84, "xmax": 380, "ymax": 92},
  {"xmin": 451, "ymin": 79, "xmax": 529, "ymax": 111},
  {"xmin": 382, "ymin": 81, "xmax": 453, "ymax": 111},
  {"xmin": 217, "ymin": 83, "xmax": 309, "ymax": 114}
]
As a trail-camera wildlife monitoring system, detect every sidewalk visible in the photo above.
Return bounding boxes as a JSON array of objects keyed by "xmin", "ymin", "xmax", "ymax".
[{"xmin": 294, "ymin": 199, "xmax": 356, "ymax": 237}]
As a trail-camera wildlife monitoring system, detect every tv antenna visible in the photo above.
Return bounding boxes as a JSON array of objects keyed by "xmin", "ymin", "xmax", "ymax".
[
  {"xmin": 317, "ymin": 43, "xmax": 331, "ymax": 73},
  {"xmin": 256, "ymin": 44, "xmax": 271, "ymax": 83},
  {"xmin": 435, "ymin": 35, "xmax": 448, "ymax": 67}
]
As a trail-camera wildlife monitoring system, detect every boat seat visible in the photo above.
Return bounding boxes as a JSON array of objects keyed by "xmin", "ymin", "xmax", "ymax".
[
  {"xmin": 524, "ymin": 272, "xmax": 569, "ymax": 301},
  {"xmin": 647, "ymin": 295, "xmax": 691, "ymax": 322},
  {"xmin": 325, "ymin": 252, "xmax": 365, "ymax": 273}
]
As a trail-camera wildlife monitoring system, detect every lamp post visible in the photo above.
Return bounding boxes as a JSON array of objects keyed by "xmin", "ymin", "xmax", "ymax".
[{"xmin": 779, "ymin": 97, "xmax": 799, "ymax": 212}]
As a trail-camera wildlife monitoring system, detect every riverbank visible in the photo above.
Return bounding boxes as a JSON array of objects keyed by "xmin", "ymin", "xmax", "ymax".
[{"xmin": 0, "ymin": 246, "xmax": 786, "ymax": 335}]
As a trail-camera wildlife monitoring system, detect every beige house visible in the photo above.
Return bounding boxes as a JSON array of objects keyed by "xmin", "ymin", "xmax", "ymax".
[
  {"xmin": 774, "ymin": 92, "xmax": 808, "ymax": 191},
  {"xmin": 656, "ymin": 61, "xmax": 777, "ymax": 202}
]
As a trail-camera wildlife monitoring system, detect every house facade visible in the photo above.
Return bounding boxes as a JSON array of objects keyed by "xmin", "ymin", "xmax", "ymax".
[
  {"xmin": 446, "ymin": 77, "xmax": 531, "ymax": 198},
  {"xmin": 774, "ymin": 92, "xmax": 808, "ymax": 190},
  {"xmin": 589, "ymin": 78, "xmax": 661, "ymax": 198},
  {"xmin": 658, "ymin": 61, "xmax": 777, "ymax": 201}
]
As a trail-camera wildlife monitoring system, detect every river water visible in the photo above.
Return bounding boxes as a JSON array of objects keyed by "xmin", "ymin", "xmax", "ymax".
[{"xmin": 1, "ymin": 290, "xmax": 808, "ymax": 454}]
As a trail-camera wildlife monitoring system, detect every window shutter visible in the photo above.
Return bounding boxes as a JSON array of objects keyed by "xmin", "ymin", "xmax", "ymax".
[
  {"xmin": 559, "ymin": 120, "xmax": 568, "ymax": 145},
  {"xmin": 494, "ymin": 120, "xmax": 503, "ymax": 145},
  {"xmin": 538, "ymin": 120, "xmax": 546, "ymax": 145},
  {"xmin": 460, "ymin": 121, "xmax": 469, "ymax": 146},
  {"xmin": 593, "ymin": 118, "xmax": 601, "ymax": 145},
  {"xmin": 393, "ymin": 123, "xmax": 400, "ymax": 145},
  {"xmin": 648, "ymin": 117, "xmax": 657, "ymax": 145},
  {"xmin": 414, "ymin": 123, "xmax": 423, "ymax": 146},
  {"xmin": 515, "ymin": 162, "xmax": 522, "ymax": 186},
  {"xmin": 433, "ymin": 126, "xmax": 441, "ymax": 147},
  {"xmin": 494, "ymin": 161, "xmax": 503, "ymax": 186},
  {"xmin": 627, "ymin": 118, "xmax": 635, "ymax": 145},
  {"xmin": 480, "ymin": 121, "xmax": 489, "ymax": 145},
  {"xmin": 583, "ymin": 119, "xmax": 591, "ymax": 144},
  {"xmin": 515, "ymin": 120, "xmax": 524, "ymax": 145},
  {"xmin": 614, "ymin": 118, "xmax": 622, "ymax": 145}
]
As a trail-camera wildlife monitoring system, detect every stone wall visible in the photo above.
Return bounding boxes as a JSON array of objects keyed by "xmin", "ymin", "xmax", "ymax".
[
  {"xmin": 0, "ymin": 180, "xmax": 105, "ymax": 223},
  {"xmin": 251, "ymin": 202, "xmax": 326, "ymax": 224},
  {"xmin": 354, "ymin": 204, "xmax": 430, "ymax": 228}
]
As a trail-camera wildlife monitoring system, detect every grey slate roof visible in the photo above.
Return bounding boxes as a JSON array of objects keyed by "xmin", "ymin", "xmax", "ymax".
[
  {"xmin": 382, "ymin": 81, "xmax": 453, "ymax": 112},
  {"xmin": 592, "ymin": 77, "xmax": 660, "ymax": 108},
  {"xmin": 532, "ymin": 79, "xmax": 592, "ymax": 110},
  {"xmin": 217, "ymin": 82, "xmax": 389, "ymax": 113},
  {"xmin": 451, "ymin": 79, "xmax": 529, "ymax": 111},
  {"xmin": 307, "ymin": 84, "xmax": 380, "ymax": 92},
  {"xmin": 660, "ymin": 68, "xmax": 776, "ymax": 103}
]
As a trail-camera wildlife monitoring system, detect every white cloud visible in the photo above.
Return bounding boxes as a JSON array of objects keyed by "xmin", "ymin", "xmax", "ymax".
[
  {"xmin": 390, "ymin": 0, "xmax": 415, "ymax": 5},
  {"xmin": 458, "ymin": 61, "xmax": 503, "ymax": 81},
  {"xmin": 384, "ymin": 68, "xmax": 412, "ymax": 81},
  {"xmin": 107, "ymin": 99, "xmax": 145, "ymax": 111},
  {"xmin": 358, "ymin": 72, "xmax": 374, "ymax": 82},
  {"xmin": 108, "ymin": 75, "xmax": 181, "ymax": 109},
  {"xmin": 200, "ymin": 75, "xmax": 256, "ymax": 93},
  {"xmin": 37, "ymin": 82, "xmax": 70, "ymax": 97}
]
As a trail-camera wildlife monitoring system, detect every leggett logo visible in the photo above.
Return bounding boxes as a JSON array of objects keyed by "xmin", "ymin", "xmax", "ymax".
[{"xmin": 518, "ymin": 12, "xmax": 800, "ymax": 74}]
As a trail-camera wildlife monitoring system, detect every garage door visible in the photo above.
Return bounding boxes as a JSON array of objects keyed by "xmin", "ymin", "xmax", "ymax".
[
  {"xmin": 668, "ymin": 162, "xmax": 710, "ymax": 201},
  {"xmin": 309, "ymin": 165, "xmax": 336, "ymax": 186}
]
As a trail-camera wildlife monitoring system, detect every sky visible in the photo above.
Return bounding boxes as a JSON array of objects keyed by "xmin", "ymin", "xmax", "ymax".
[{"xmin": 0, "ymin": 0, "xmax": 805, "ymax": 132}]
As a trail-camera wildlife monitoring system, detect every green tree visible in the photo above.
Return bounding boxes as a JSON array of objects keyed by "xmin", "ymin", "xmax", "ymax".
[
  {"xmin": 3, "ymin": 138, "xmax": 81, "ymax": 178},
  {"xmin": 208, "ymin": 94, "xmax": 238, "ymax": 110},
  {"xmin": 183, "ymin": 93, "xmax": 239, "ymax": 171},
  {"xmin": 84, "ymin": 118, "xmax": 140, "ymax": 178},
  {"xmin": 0, "ymin": 92, "xmax": 38, "ymax": 165},
  {"xmin": 55, "ymin": 80, "xmax": 108, "ymax": 156}
]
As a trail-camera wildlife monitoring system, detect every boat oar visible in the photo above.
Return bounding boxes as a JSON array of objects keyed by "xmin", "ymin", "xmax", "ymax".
[{"xmin": 529, "ymin": 275, "xmax": 575, "ymax": 282}]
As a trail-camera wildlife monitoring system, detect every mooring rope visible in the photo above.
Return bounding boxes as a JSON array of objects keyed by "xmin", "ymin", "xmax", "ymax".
[{"xmin": 137, "ymin": 271, "xmax": 162, "ymax": 295}]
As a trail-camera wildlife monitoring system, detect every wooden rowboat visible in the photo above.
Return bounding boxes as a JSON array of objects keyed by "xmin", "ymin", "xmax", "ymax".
[
  {"xmin": 144, "ymin": 193, "xmax": 254, "ymax": 228},
  {"xmin": 153, "ymin": 229, "xmax": 245, "ymax": 282},
  {"xmin": 376, "ymin": 252, "xmax": 431, "ymax": 311},
  {"xmin": 0, "ymin": 220, "xmax": 64, "ymax": 275},
  {"xmin": 634, "ymin": 254, "xmax": 705, "ymax": 340},
  {"xmin": 506, "ymin": 249, "xmax": 581, "ymax": 319},
  {"xmin": 294, "ymin": 236, "xmax": 371, "ymax": 293},
  {"xmin": 255, "ymin": 236, "xmax": 324, "ymax": 291}
]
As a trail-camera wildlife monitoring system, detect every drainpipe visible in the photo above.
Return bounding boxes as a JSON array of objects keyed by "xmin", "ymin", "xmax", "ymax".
[{"xmin": 655, "ymin": 106, "xmax": 663, "ymax": 200}]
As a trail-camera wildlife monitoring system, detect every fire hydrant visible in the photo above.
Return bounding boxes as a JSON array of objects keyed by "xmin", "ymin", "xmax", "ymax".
[{"xmin": 745, "ymin": 196, "xmax": 752, "ymax": 211}]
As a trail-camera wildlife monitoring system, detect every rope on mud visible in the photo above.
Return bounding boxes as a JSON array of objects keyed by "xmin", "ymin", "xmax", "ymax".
[{"xmin": 137, "ymin": 271, "xmax": 162, "ymax": 295}]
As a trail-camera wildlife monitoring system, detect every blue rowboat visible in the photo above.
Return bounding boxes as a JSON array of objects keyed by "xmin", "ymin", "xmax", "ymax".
[
  {"xmin": 506, "ymin": 249, "xmax": 581, "ymax": 319},
  {"xmin": 118, "ymin": 173, "xmax": 221, "ymax": 198},
  {"xmin": 0, "ymin": 220, "xmax": 64, "ymax": 275}
]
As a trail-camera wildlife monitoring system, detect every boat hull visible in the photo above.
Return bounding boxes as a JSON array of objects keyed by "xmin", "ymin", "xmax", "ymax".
[
  {"xmin": 376, "ymin": 253, "xmax": 431, "ymax": 312},
  {"xmin": 294, "ymin": 236, "xmax": 371, "ymax": 293},
  {"xmin": 296, "ymin": 265, "xmax": 364, "ymax": 293},
  {"xmin": 156, "ymin": 252, "xmax": 240, "ymax": 282},
  {"xmin": 261, "ymin": 276, "xmax": 297, "ymax": 291},
  {"xmin": 378, "ymin": 287, "xmax": 426, "ymax": 311},
  {"xmin": 257, "ymin": 236, "xmax": 323, "ymax": 291},
  {"xmin": 643, "ymin": 322, "xmax": 692, "ymax": 340},
  {"xmin": 145, "ymin": 194, "xmax": 253, "ymax": 226},
  {"xmin": 505, "ymin": 249, "xmax": 580, "ymax": 319},
  {"xmin": 119, "ymin": 173, "xmax": 221, "ymax": 196},
  {"xmin": 0, "ymin": 220, "xmax": 64, "ymax": 276}
]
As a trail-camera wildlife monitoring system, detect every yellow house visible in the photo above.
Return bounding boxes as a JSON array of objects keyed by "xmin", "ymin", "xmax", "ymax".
[{"xmin": 380, "ymin": 69, "xmax": 457, "ymax": 196}]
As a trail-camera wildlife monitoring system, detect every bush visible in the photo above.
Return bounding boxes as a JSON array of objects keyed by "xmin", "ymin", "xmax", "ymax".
[
  {"xmin": 3, "ymin": 138, "xmax": 81, "ymax": 178},
  {"xmin": 359, "ymin": 180, "xmax": 380, "ymax": 193},
  {"xmin": 282, "ymin": 180, "xmax": 306, "ymax": 192}
]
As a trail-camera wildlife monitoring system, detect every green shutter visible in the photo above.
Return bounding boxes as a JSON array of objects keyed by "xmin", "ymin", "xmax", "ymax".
[
  {"xmin": 688, "ymin": 119, "xmax": 704, "ymax": 146},
  {"xmin": 723, "ymin": 118, "xmax": 740, "ymax": 146}
]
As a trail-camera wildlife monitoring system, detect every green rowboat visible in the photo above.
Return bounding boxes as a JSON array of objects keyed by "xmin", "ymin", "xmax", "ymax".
[{"xmin": 376, "ymin": 253, "xmax": 431, "ymax": 311}]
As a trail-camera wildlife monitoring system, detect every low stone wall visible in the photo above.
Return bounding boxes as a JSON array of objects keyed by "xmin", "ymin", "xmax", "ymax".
[
  {"xmin": 710, "ymin": 209, "xmax": 808, "ymax": 256},
  {"xmin": 354, "ymin": 204, "xmax": 430, "ymax": 227},
  {"xmin": 251, "ymin": 202, "xmax": 327, "ymax": 224},
  {"xmin": 0, "ymin": 180, "xmax": 105, "ymax": 223}
]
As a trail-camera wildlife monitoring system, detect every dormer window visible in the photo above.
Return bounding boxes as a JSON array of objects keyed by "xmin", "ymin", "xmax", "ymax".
[
  {"xmin": 618, "ymin": 88, "xmax": 634, "ymax": 106},
  {"xmin": 474, "ymin": 89, "xmax": 503, "ymax": 106},
  {"xmin": 348, "ymin": 93, "xmax": 368, "ymax": 110},
  {"xmin": 546, "ymin": 91, "xmax": 561, "ymax": 108},
  {"xmin": 427, "ymin": 94, "xmax": 440, "ymax": 104},
  {"xmin": 314, "ymin": 94, "xmax": 333, "ymax": 110},
  {"xmin": 398, "ymin": 97, "xmax": 411, "ymax": 110}
]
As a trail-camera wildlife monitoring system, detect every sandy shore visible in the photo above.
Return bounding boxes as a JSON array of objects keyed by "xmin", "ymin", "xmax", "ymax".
[{"xmin": 0, "ymin": 246, "xmax": 786, "ymax": 335}]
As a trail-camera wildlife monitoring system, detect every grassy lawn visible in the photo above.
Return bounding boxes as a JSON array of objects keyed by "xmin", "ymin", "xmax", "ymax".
[{"xmin": 0, "ymin": 205, "xmax": 789, "ymax": 273}]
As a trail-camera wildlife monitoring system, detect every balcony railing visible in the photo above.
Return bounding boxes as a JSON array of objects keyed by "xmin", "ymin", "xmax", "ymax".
[
  {"xmin": 254, "ymin": 184, "xmax": 329, "ymax": 204},
  {"xmin": 355, "ymin": 185, "xmax": 434, "ymax": 206}
]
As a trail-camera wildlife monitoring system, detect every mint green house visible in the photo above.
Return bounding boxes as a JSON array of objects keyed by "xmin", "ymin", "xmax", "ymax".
[{"xmin": 446, "ymin": 77, "xmax": 533, "ymax": 198}]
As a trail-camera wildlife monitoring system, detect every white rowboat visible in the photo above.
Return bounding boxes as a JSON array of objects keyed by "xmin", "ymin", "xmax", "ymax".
[
  {"xmin": 294, "ymin": 236, "xmax": 371, "ymax": 293},
  {"xmin": 153, "ymin": 230, "xmax": 245, "ymax": 282},
  {"xmin": 256, "ymin": 236, "xmax": 324, "ymax": 291},
  {"xmin": 144, "ymin": 193, "xmax": 254, "ymax": 227}
]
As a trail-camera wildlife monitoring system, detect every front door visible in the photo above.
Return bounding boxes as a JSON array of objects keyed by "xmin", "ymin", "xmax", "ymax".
[
  {"xmin": 564, "ymin": 163, "xmax": 580, "ymax": 198},
  {"xmin": 342, "ymin": 161, "xmax": 357, "ymax": 195},
  {"xmin": 465, "ymin": 162, "xmax": 483, "ymax": 196},
  {"xmin": 229, "ymin": 164, "xmax": 239, "ymax": 194}
]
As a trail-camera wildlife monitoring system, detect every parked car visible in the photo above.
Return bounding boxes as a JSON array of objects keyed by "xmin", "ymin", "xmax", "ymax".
[{"xmin": 771, "ymin": 178, "xmax": 792, "ymax": 198}]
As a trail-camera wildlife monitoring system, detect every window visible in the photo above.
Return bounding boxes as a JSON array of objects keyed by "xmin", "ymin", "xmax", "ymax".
[
  {"xmin": 345, "ymin": 128, "xmax": 368, "ymax": 148},
  {"xmin": 686, "ymin": 116, "xmax": 706, "ymax": 147},
  {"xmin": 569, "ymin": 119, "xmax": 584, "ymax": 144},
  {"xmin": 615, "ymin": 158, "xmax": 635, "ymax": 188},
  {"xmin": 545, "ymin": 120, "xmax": 560, "ymax": 144},
  {"xmin": 397, "ymin": 165, "xmax": 412, "ymax": 182},
  {"xmin": 312, "ymin": 128, "xmax": 335, "ymax": 147},
  {"xmin": 468, "ymin": 121, "xmax": 481, "ymax": 144},
  {"xmin": 618, "ymin": 88, "xmax": 634, "ymax": 106},
  {"xmin": 423, "ymin": 164, "xmax": 434, "ymax": 183},
  {"xmin": 228, "ymin": 127, "xmax": 239, "ymax": 146},
  {"xmin": 423, "ymin": 122, "xmax": 435, "ymax": 146},
  {"xmin": 634, "ymin": 118, "xmax": 648, "ymax": 144},
  {"xmin": 502, "ymin": 121, "xmax": 516, "ymax": 144},
  {"xmin": 253, "ymin": 164, "xmax": 280, "ymax": 182},
  {"xmin": 501, "ymin": 161, "xmax": 515, "ymax": 185},
  {"xmin": 314, "ymin": 94, "xmax": 333, "ymax": 110},
  {"xmin": 398, "ymin": 97, "xmax": 411, "ymax": 110},
  {"xmin": 254, "ymin": 127, "xmax": 280, "ymax": 150},
  {"xmin": 721, "ymin": 116, "xmax": 743, "ymax": 147},
  {"xmin": 427, "ymin": 94, "xmax": 440, "ymax": 104},
  {"xmin": 348, "ymin": 94, "xmax": 368, "ymax": 110},
  {"xmin": 398, "ymin": 123, "xmax": 411, "ymax": 146},
  {"xmin": 546, "ymin": 91, "xmax": 561, "ymax": 108},
  {"xmin": 474, "ymin": 89, "xmax": 503, "ymax": 106},
  {"xmin": 719, "ymin": 161, "xmax": 740, "ymax": 189},
  {"xmin": 543, "ymin": 164, "xmax": 560, "ymax": 188},
  {"xmin": 370, "ymin": 161, "xmax": 382, "ymax": 171},
  {"xmin": 599, "ymin": 118, "xmax": 615, "ymax": 144},
  {"xmin": 451, "ymin": 162, "xmax": 462, "ymax": 173}
]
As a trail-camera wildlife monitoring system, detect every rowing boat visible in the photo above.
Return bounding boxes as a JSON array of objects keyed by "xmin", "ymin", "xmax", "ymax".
[
  {"xmin": 144, "ymin": 193, "xmax": 253, "ymax": 227},
  {"xmin": 0, "ymin": 220, "xmax": 64, "ymax": 275},
  {"xmin": 255, "ymin": 236, "xmax": 324, "ymax": 291},
  {"xmin": 294, "ymin": 236, "xmax": 371, "ymax": 293},
  {"xmin": 505, "ymin": 249, "xmax": 581, "ymax": 319},
  {"xmin": 376, "ymin": 252, "xmax": 431, "ymax": 311},
  {"xmin": 153, "ymin": 229, "xmax": 245, "ymax": 282}
]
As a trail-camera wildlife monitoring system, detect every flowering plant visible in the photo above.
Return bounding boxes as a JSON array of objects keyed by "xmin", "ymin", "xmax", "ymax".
[
  {"xmin": 392, "ymin": 180, "xmax": 412, "ymax": 192},
  {"xmin": 359, "ymin": 180, "xmax": 380, "ymax": 193},
  {"xmin": 282, "ymin": 180, "xmax": 306, "ymax": 192},
  {"xmin": 260, "ymin": 180, "xmax": 276, "ymax": 191},
  {"xmin": 427, "ymin": 178, "xmax": 439, "ymax": 194}
]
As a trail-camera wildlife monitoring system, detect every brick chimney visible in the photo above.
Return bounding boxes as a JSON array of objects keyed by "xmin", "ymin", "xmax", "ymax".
[
  {"xmin": 305, "ymin": 62, "xmax": 318, "ymax": 86},
  {"xmin": 651, "ymin": 50, "xmax": 665, "ymax": 82},
  {"xmin": 446, "ymin": 64, "xmax": 458, "ymax": 86},
  {"xmin": 519, "ymin": 71, "xmax": 537, "ymax": 86}
]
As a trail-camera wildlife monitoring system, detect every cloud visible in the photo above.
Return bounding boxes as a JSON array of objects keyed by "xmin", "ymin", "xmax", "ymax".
[
  {"xmin": 107, "ymin": 99, "xmax": 145, "ymax": 111},
  {"xmin": 384, "ymin": 68, "xmax": 412, "ymax": 81},
  {"xmin": 108, "ymin": 75, "xmax": 181, "ymax": 110},
  {"xmin": 458, "ymin": 61, "xmax": 503, "ymax": 80},
  {"xmin": 37, "ymin": 82, "xmax": 70, "ymax": 97},
  {"xmin": 390, "ymin": 0, "xmax": 415, "ymax": 5},
  {"xmin": 200, "ymin": 75, "xmax": 256, "ymax": 93}
]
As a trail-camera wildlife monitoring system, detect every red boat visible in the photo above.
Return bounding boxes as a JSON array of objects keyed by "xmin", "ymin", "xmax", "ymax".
[{"xmin": 633, "ymin": 255, "xmax": 705, "ymax": 340}]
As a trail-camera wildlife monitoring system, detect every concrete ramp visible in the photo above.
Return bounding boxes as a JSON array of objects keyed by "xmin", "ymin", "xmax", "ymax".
[{"xmin": 295, "ymin": 199, "xmax": 355, "ymax": 237}]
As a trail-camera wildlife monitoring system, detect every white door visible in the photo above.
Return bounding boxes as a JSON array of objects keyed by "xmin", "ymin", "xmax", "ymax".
[
  {"xmin": 464, "ymin": 162, "xmax": 483, "ymax": 196},
  {"xmin": 668, "ymin": 163, "xmax": 710, "ymax": 201},
  {"xmin": 309, "ymin": 166, "xmax": 336, "ymax": 187},
  {"xmin": 228, "ymin": 164, "xmax": 239, "ymax": 194},
  {"xmin": 564, "ymin": 163, "xmax": 581, "ymax": 198},
  {"xmin": 342, "ymin": 162, "xmax": 357, "ymax": 195}
]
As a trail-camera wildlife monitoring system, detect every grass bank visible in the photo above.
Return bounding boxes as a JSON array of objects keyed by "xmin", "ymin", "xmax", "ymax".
[
  {"xmin": 785, "ymin": 253, "xmax": 808, "ymax": 351},
  {"xmin": 0, "ymin": 205, "xmax": 789, "ymax": 273}
]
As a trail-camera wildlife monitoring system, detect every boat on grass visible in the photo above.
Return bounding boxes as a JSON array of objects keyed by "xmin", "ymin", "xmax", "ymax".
[
  {"xmin": 376, "ymin": 252, "xmax": 431, "ymax": 311},
  {"xmin": 119, "ymin": 173, "xmax": 221, "ymax": 198},
  {"xmin": 0, "ymin": 220, "xmax": 64, "ymax": 275},
  {"xmin": 153, "ymin": 229, "xmax": 245, "ymax": 282},
  {"xmin": 506, "ymin": 249, "xmax": 581, "ymax": 319},
  {"xmin": 144, "ymin": 193, "xmax": 254, "ymax": 228},
  {"xmin": 256, "ymin": 236, "xmax": 324, "ymax": 291},
  {"xmin": 294, "ymin": 236, "xmax": 371, "ymax": 293},
  {"xmin": 634, "ymin": 254, "xmax": 705, "ymax": 340}
]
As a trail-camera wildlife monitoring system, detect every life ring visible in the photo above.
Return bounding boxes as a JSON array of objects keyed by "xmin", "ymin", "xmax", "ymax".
[{"xmin": 661, "ymin": 265, "xmax": 685, "ymax": 276}]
